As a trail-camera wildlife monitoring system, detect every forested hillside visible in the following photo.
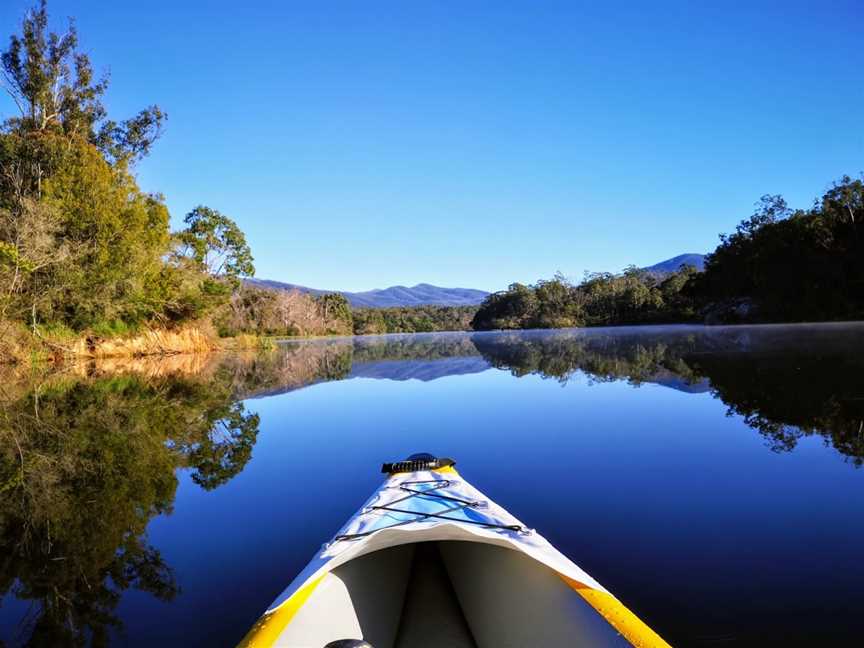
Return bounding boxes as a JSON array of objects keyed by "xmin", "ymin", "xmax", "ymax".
[
  {"xmin": 473, "ymin": 176, "xmax": 864, "ymax": 330},
  {"xmin": 691, "ymin": 185, "xmax": 864, "ymax": 322}
]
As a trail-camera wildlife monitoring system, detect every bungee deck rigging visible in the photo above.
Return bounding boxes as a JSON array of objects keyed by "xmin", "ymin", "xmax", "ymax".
[{"xmin": 333, "ymin": 479, "xmax": 524, "ymax": 542}]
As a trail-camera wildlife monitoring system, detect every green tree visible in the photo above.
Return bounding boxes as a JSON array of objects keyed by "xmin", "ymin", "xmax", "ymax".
[
  {"xmin": 472, "ymin": 265, "xmax": 698, "ymax": 331},
  {"xmin": 175, "ymin": 206, "xmax": 255, "ymax": 285},
  {"xmin": 471, "ymin": 282, "xmax": 540, "ymax": 330},
  {"xmin": 352, "ymin": 308, "xmax": 387, "ymax": 335},
  {"xmin": 1, "ymin": 0, "xmax": 165, "ymax": 164},
  {"xmin": 821, "ymin": 175, "xmax": 863, "ymax": 226},
  {"xmin": 316, "ymin": 292, "xmax": 353, "ymax": 334},
  {"xmin": 695, "ymin": 174, "xmax": 864, "ymax": 322},
  {"xmin": 0, "ymin": 2, "xmax": 181, "ymax": 333},
  {"xmin": 534, "ymin": 274, "xmax": 583, "ymax": 328},
  {"xmin": 39, "ymin": 140, "xmax": 171, "ymax": 327},
  {"xmin": 0, "ymin": 133, "xmax": 173, "ymax": 330},
  {"xmin": 0, "ymin": 3, "xmax": 261, "ymax": 341}
]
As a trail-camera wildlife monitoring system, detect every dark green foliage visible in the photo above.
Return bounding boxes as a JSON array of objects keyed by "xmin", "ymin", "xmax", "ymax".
[
  {"xmin": 316, "ymin": 292, "xmax": 353, "ymax": 334},
  {"xmin": 0, "ymin": 3, "xmax": 245, "ymax": 336},
  {"xmin": 691, "ymin": 175, "xmax": 864, "ymax": 322},
  {"xmin": 470, "ymin": 282, "xmax": 542, "ymax": 330},
  {"xmin": 1, "ymin": 0, "xmax": 165, "ymax": 164},
  {"xmin": 0, "ymin": 132, "xmax": 180, "ymax": 329},
  {"xmin": 472, "ymin": 267, "xmax": 698, "ymax": 330},
  {"xmin": 174, "ymin": 206, "xmax": 255, "ymax": 286},
  {"xmin": 477, "ymin": 174, "xmax": 864, "ymax": 330},
  {"xmin": 352, "ymin": 305, "xmax": 477, "ymax": 334}
]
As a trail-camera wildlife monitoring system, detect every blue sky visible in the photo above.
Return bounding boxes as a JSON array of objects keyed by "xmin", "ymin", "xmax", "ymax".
[{"xmin": 1, "ymin": 1, "xmax": 861, "ymax": 292}]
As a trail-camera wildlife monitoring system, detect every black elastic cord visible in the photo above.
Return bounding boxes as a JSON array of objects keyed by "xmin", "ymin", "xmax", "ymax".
[{"xmin": 332, "ymin": 480, "xmax": 523, "ymax": 542}]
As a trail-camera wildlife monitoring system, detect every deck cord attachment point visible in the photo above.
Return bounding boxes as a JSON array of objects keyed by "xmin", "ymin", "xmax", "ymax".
[
  {"xmin": 381, "ymin": 453, "xmax": 455, "ymax": 475},
  {"xmin": 333, "ymin": 480, "xmax": 523, "ymax": 541}
]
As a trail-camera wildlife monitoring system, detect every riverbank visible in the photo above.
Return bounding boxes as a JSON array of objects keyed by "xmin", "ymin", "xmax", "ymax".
[
  {"xmin": 0, "ymin": 321, "xmax": 276, "ymax": 366},
  {"xmin": 10, "ymin": 311, "xmax": 862, "ymax": 368}
]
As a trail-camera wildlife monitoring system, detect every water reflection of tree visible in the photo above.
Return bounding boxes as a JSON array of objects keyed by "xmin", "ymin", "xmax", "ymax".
[
  {"xmin": 471, "ymin": 327, "xmax": 864, "ymax": 466},
  {"xmin": 687, "ymin": 352, "xmax": 864, "ymax": 465},
  {"xmin": 225, "ymin": 329, "xmax": 864, "ymax": 467},
  {"xmin": 0, "ymin": 371, "xmax": 259, "ymax": 646},
  {"xmin": 351, "ymin": 333, "xmax": 479, "ymax": 364},
  {"xmin": 471, "ymin": 330, "xmax": 703, "ymax": 386}
]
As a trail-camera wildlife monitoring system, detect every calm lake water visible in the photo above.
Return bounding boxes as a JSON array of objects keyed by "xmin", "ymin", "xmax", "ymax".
[{"xmin": 1, "ymin": 323, "xmax": 863, "ymax": 647}]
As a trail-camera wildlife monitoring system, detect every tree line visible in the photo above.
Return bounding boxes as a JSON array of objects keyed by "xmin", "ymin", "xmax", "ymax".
[
  {"xmin": 472, "ymin": 266, "xmax": 698, "ymax": 330},
  {"xmin": 216, "ymin": 285, "xmax": 478, "ymax": 337},
  {"xmin": 472, "ymin": 174, "xmax": 864, "ymax": 330},
  {"xmin": 350, "ymin": 304, "xmax": 476, "ymax": 334},
  {"xmin": 227, "ymin": 169, "xmax": 864, "ymax": 339}
]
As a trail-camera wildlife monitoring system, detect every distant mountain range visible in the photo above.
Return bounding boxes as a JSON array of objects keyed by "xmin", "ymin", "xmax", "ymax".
[
  {"xmin": 643, "ymin": 253, "xmax": 706, "ymax": 275},
  {"xmin": 245, "ymin": 279, "xmax": 490, "ymax": 308},
  {"xmin": 247, "ymin": 253, "xmax": 707, "ymax": 308}
]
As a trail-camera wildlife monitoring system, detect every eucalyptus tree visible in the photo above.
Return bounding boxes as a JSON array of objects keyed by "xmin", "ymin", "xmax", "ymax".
[
  {"xmin": 0, "ymin": 1, "xmax": 173, "ymax": 331},
  {"xmin": 1, "ymin": 0, "xmax": 165, "ymax": 166},
  {"xmin": 175, "ymin": 206, "xmax": 255, "ymax": 285}
]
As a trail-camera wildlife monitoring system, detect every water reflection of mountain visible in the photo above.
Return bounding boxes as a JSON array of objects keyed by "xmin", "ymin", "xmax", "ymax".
[
  {"xmin": 646, "ymin": 370, "xmax": 711, "ymax": 394},
  {"xmin": 232, "ymin": 334, "xmax": 487, "ymax": 399},
  {"xmin": 349, "ymin": 333, "xmax": 489, "ymax": 381},
  {"xmin": 350, "ymin": 357, "xmax": 490, "ymax": 382}
]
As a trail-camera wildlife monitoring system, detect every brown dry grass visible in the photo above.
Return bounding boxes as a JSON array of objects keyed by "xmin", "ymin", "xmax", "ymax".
[
  {"xmin": 0, "ymin": 322, "xmax": 219, "ymax": 365},
  {"xmin": 70, "ymin": 327, "xmax": 217, "ymax": 358},
  {"xmin": 0, "ymin": 321, "xmax": 35, "ymax": 364}
]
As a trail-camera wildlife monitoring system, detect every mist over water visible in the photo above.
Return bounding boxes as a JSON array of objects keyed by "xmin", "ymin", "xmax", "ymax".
[{"xmin": 1, "ymin": 323, "xmax": 863, "ymax": 646}]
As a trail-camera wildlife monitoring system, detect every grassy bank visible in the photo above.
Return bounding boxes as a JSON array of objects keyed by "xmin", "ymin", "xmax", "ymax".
[{"xmin": 0, "ymin": 321, "xmax": 275, "ymax": 365}]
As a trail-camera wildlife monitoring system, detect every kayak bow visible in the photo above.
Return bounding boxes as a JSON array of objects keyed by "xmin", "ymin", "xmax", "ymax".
[{"xmin": 239, "ymin": 454, "xmax": 669, "ymax": 648}]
